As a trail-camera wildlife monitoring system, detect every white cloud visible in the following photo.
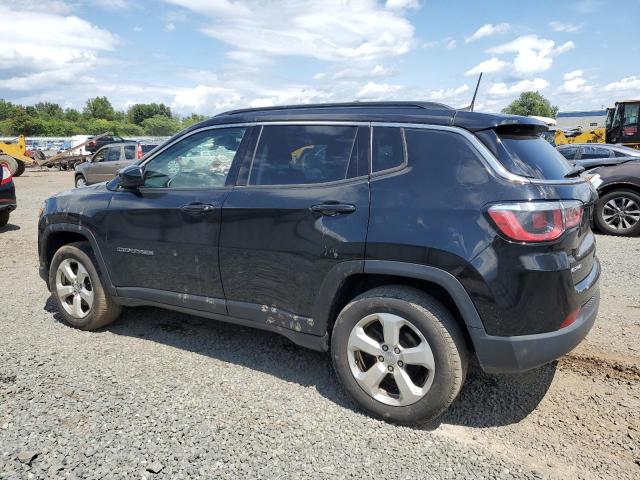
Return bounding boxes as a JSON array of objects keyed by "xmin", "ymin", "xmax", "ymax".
[
  {"xmin": 465, "ymin": 23, "xmax": 510, "ymax": 43},
  {"xmin": 603, "ymin": 76, "xmax": 640, "ymax": 92},
  {"xmin": 464, "ymin": 57, "xmax": 508, "ymax": 76},
  {"xmin": 488, "ymin": 78, "xmax": 550, "ymax": 96},
  {"xmin": 385, "ymin": 0, "xmax": 420, "ymax": 10},
  {"xmin": 164, "ymin": 23, "xmax": 176, "ymax": 32},
  {"xmin": 165, "ymin": 0, "xmax": 416, "ymax": 63},
  {"xmin": 487, "ymin": 35, "xmax": 574, "ymax": 74},
  {"xmin": 428, "ymin": 84, "xmax": 469, "ymax": 101},
  {"xmin": 357, "ymin": 81, "xmax": 403, "ymax": 99},
  {"xmin": 445, "ymin": 39, "xmax": 457, "ymax": 50},
  {"xmin": 549, "ymin": 21, "xmax": 583, "ymax": 33},
  {"xmin": 0, "ymin": 4, "xmax": 118, "ymax": 91},
  {"xmin": 564, "ymin": 70, "xmax": 584, "ymax": 80}
]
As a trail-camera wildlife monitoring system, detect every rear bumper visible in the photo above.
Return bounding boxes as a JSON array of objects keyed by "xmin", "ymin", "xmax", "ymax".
[
  {"xmin": 470, "ymin": 289, "xmax": 599, "ymax": 374},
  {"xmin": 0, "ymin": 201, "xmax": 16, "ymax": 212}
]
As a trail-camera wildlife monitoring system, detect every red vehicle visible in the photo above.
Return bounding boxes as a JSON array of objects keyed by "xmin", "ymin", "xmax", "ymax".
[{"xmin": 0, "ymin": 161, "xmax": 16, "ymax": 227}]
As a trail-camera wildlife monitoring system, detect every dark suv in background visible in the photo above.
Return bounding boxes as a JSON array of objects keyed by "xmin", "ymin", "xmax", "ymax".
[
  {"xmin": 38, "ymin": 102, "xmax": 600, "ymax": 423},
  {"xmin": 86, "ymin": 135, "xmax": 134, "ymax": 153}
]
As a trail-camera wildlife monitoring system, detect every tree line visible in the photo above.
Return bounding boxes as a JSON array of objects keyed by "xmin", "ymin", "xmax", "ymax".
[{"xmin": 0, "ymin": 96, "xmax": 207, "ymax": 137}]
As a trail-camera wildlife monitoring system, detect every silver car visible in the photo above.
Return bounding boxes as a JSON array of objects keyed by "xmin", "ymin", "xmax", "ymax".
[{"xmin": 74, "ymin": 143, "xmax": 157, "ymax": 187}]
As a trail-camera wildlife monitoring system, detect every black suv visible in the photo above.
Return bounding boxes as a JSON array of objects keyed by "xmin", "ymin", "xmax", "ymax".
[
  {"xmin": 86, "ymin": 135, "xmax": 134, "ymax": 153},
  {"xmin": 38, "ymin": 102, "xmax": 600, "ymax": 423}
]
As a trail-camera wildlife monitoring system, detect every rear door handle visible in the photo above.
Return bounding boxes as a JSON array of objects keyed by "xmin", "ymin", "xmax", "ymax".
[
  {"xmin": 180, "ymin": 202, "xmax": 216, "ymax": 216},
  {"xmin": 310, "ymin": 203, "xmax": 356, "ymax": 216}
]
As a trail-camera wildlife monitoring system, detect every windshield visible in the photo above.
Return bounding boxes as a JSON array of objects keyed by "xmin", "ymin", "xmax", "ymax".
[{"xmin": 623, "ymin": 103, "xmax": 639, "ymax": 126}]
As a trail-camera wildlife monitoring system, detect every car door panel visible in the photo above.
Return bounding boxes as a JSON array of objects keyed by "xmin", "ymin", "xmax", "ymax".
[{"xmin": 219, "ymin": 124, "xmax": 370, "ymax": 335}]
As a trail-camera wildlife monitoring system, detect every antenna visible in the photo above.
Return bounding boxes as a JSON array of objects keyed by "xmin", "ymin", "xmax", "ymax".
[{"xmin": 469, "ymin": 72, "xmax": 483, "ymax": 112}]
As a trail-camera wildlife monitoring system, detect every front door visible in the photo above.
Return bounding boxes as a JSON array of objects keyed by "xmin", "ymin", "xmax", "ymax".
[
  {"xmin": 105, "ymin": 126, "xmax": 250, "ymax": 313},
  {"xmin": 219, "ymin": 123, "xmax": 370, "ymax": 334}
]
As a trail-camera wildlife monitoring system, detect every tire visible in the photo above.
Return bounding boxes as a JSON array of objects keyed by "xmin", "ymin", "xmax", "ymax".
[
  {"xmin": 331, "ymin": 285, "xmax": 468, "ymax": 424},
  {"xmin": 48, "ymin": 242, "xmax": 122, "ymax": 330},
  {"xmin": 0, "ymin": 211, "xmax": 9, "ymax": 228},
  {"xmin": 75, "ymin": 175, "xmax": 87, "ymax": 188},
  {"xmin": 594, "ymin": 189, "xmax": 640, "ymax": 237},
  {"xmin": 0, "ymin": 155, "xmax": 18, "ymax": 175},
  {"xmin": 13, "ymin": 160, "xmax": 25, "ymax": 177}
]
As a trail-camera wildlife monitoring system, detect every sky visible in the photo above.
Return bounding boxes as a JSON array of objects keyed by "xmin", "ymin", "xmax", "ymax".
[{"xmin": 0, "ymin": 0, "xmax": 639, "ymax": 117}]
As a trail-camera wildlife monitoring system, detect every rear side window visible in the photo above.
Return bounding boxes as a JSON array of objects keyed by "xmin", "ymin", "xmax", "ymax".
[
  {"xmin": 580, "ymin": 146, "xmax": 612, "ymax": 160},
  {"xmin": 124, "ymin": 145, "xmax": 136, "ymax": 160},
  {"xmin": 372, "ymin": 127, "xmax": 406, "ymax": 172},
  {"xmin": 249, "ymin": 125, "xmax": 360, "ymax": 186},
  {"xmin": 495, "ymin": 130, "xmax": 572, "ymax": 179},
  {"xmin": 106, "ymin": 147, "xmax": 121, "ymax": 162},
  {"xmin": 558, "ymin": 146, "xmax": 578, "ymax": 160}
]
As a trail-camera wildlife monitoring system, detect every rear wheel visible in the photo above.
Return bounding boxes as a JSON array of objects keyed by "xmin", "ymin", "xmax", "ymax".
[
  {"xmin": 49, "ymin": 242, "xmax": 122, "ymax": 330},
  {"xmin": 595, "ymin": 189, "xmax": 640, "ymax": 236},
  {"xmin": 331, "ymin": 286, "xmax": 468, "ymax": 423},
  {"xmin": 13, "ymin": 160, "xmax": 25, "ymax": 177},
  {"xmin": 0, "ymin": 211, "xmax": 9, "ymax": 228}
]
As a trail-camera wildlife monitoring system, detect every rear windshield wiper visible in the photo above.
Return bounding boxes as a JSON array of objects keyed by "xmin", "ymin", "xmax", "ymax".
[{"xmin": 565, "ymin": 165, "xmax": 585, "ymax": 178}]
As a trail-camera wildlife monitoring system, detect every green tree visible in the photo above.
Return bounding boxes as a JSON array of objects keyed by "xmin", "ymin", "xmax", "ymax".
[
  {"xmin": 181, "ymin": 113, "xmax": 207, "ymax": 129},
  {"xmin": 9, "ymin": 107, "xmax": 44, "ymax": 135},
  {"xmin": 83, "ymin": 96, "xmax": 115, "ymax": 120},
  {"xmin": 141, "ymin": 114, "xmax": 180, "ymax": 136},
  {"xmin": 64, "ymin": 108, "xmax": 81, "ymax": 122},
  {"xmin": 128, "ymin": 103, "xmax": 172, "ymax": 125},
  {"xmin": 502, "ymin": 91, "xmax": 559, "ymax": 118},
  {"xmin": 34, "ymin": 102, "xmax": 64, "ymax": 119},
  {"xmin": 0, "ymin": 99, "xmax": 15, "ymax": 121}
]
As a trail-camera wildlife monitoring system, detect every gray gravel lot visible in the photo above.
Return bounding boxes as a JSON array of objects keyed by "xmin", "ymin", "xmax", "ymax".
[{"xmin": 1, "ymin": 170, "xmax": 639, "ymax": 479}]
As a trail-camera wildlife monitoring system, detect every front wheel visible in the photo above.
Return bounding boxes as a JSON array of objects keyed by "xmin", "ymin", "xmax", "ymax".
[
  {"xmin": 49, "ymin": 242, "xmax": 122, "ymax": 330},
  {"xmin": 13, "ymin": 160, "xmax": 25, "ymax": 177},
  {"xmin": 331, "ymin": 286, "xmax": 468, "ymax": 423},
  {"xmin": 595, "ymin": 189, "xmax": 640, "ymax": 236},
  {"xmin": 75, "ymin": 175, "xmax": 87, "ymax": 188}
]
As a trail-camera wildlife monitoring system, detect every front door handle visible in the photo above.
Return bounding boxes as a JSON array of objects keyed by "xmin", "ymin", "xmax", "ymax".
[
  {"xmin": 310, "ymin": 203, "xmax": 356, "ymax": 216},
  {"xmin": 180, "ymin": 202, "xmax": 216, "ymax": 216}
]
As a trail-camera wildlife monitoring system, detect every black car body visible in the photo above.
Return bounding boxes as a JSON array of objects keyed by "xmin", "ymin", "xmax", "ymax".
[
  {"xmin": 0, "ymin": 160, "xmax": 16, "ymax": 227},
  {"xmin": 557, "ymin": 144, "xmax": 640, "ymax": 236},
  {"xmin": 38, "ymin": 102, "xmax": 601, "ymax": 422},
  {"xmin": 86, "ymin": 135, "xmax": 134, "ymax": 153}
]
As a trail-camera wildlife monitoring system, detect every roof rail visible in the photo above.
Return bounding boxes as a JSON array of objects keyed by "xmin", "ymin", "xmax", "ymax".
[{"xmin": 216, "ymin": 101, "xmax": 454, "ymax": 116}]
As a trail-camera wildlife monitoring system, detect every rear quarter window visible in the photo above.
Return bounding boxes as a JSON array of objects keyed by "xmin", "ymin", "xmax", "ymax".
[{"xmin": 483, "ymin": 127, "xmax": 573, "ymax": 180}]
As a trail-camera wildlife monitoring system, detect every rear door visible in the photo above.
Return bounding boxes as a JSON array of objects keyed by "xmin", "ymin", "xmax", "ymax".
[
  {"xmin": 98, "ymin": 146, "xmax": 125, "ymax": 182},
  {"xmin": 219, "ymin": 123, "xmax": 370, "ymax": 334}
]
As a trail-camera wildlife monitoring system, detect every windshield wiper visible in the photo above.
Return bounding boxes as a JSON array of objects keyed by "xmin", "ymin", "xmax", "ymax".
[{"xmin": 565, "ymin": 165, "xmax": 585, "ymax": 178}]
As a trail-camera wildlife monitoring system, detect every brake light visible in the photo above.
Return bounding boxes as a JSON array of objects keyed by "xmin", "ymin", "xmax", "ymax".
[
  {"xmin": 1, "ymin": 162, "xmax": 12, "ymax": 185},
  {"xmin": 488, "ymin": 201, "xmax": 583, "ymax": 242},
  {"xmin": 560, "ymin": 308, "xmax": 580, "ymax": 329},
  {"xmin": 623, "ymin": 126, "xmax": 637, "ymax": 137},
  {"xmin": 137, "ymin": 144, "xmax": 143, "ymax": 159}
]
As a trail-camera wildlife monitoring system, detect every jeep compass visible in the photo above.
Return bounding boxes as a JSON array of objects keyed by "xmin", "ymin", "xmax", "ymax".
[{"xmin": 38, "ymin": 102, "xmax": 600, "ymax": 423}]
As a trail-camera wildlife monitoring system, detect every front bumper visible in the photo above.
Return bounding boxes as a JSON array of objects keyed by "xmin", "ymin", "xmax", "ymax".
[{"xmin": 470, "ymin": 289, "xmax": 599, "ymax": 374}]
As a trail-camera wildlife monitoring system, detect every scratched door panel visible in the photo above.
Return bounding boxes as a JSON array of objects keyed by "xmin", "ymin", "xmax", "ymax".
[{"xmin": 219, "ymin": 179, "xmax": 369, "ymax": 319}]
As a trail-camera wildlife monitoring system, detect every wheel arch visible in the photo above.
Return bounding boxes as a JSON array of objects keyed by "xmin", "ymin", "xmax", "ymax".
[
  {"xmin": 41, "ymin": 223, "xmax": 116, "ymax": 295},
  {"xmin": 313, "ymin": 260, "xmax": 484, "ymax": 353},
  {"xmin": 598, "ymin": 181, "xmax": 640, "ymax": 197}
]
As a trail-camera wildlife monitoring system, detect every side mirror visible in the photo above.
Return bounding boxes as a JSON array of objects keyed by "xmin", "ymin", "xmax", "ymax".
[{"xmin": 119, "ymin": 164, "xmax": 144, "ymax": 189}]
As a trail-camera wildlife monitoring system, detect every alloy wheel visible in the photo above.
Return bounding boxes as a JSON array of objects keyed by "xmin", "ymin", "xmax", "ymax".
[
  {"xmin": 347, "ymin": 312, "xmax": 435, "ymax": 406},
  {"xmin": 55, "ymin": 258, "xmax": 94, "ymax": 318},
  {"xmin": 602, "ymin": 196, "xmax": 640, "ymax": 230}
]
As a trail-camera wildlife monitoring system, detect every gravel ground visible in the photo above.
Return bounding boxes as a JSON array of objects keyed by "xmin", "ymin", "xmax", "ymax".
[{"xmin": 1, "ymin": 170, "xmax": 639, "ymax": 480}]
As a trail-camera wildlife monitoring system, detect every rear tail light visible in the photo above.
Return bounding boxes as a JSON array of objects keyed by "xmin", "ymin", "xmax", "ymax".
[
  {"xmin": 488, "ymin": 201, "xmax": 584, "ymax": 242},
  {"xmin": 137, "ymin": 144, "xmax": 143, "ymax": 159},
  {"xmin": 559, "ymin": 308, "xmax": 580, "ymax": 329},
  {"xmin": 1, "ymin": 162, "xmax": 12, "ymax": 185},
  {"xmin": 623, "ymin": 126, "xmax": 638, "ymax": 137}
]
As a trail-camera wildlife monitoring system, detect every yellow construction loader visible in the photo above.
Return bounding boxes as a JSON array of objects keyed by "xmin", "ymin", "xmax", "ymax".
[
  {"xmin": 553, "ymin": 127, "xmax": 606, "ymax": 146},
  {"xmin": 0, "ymin": 135, "xmax": 35, "ymax": 177}
]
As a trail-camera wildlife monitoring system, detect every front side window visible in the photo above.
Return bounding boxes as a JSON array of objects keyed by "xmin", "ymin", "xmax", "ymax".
[
  {"xmin": 106, "ymin": 147, "xmax": 121, "ymax": 162},
  {"xmin": 92, "ymin": 148, "xmax": 107, "ymax": 163},
  {"xmin": 143, "ymin": 127, "xmax": 246, "ymax": 188},
  {"xmin": 249, "ymin": 125, "xmax": 359, "ymax": 186},
  {"xmin": 372, "ymin": 127, "xmax": 406, "ymax": 172},
  {"xmin": 624, "ymin": 104, "xmax": 639, "ymax": 126}
]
